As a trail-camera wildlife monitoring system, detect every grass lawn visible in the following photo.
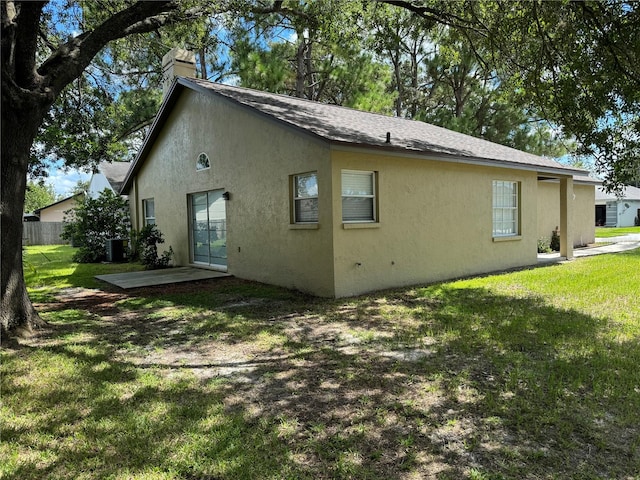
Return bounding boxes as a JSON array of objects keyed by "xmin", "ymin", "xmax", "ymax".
[
  {"xmin": 2, "ymin": 245, "xmax": 639, "ymax": 479},
  {"xmin": 595, "ymin": 226, "xmax": 640, "ymax": 238},
  {"xmin": 23, "ymin": 244, "xmax": 145, "ymax": 302}
]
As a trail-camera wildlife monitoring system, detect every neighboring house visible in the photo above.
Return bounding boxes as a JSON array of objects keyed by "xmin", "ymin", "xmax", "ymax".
[
  {"xmin": 595, "ymin": 185, "xmax": 640, "ymax": 227},
  {"xmin": 34, "ymin": 193, "xmax": 83, "ymax": 222},
  {"xmin": 88, "ymin": 161, "xmax": 131, "ymax": 198},
  {"xmin": 121, "ymin": 50, "xmax": 594, "ymax": 298}
]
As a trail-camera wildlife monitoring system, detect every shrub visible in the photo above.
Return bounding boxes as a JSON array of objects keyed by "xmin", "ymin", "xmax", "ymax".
[
  {"xmin": 550, "ymin": 227, "xmax": 561, "ymax": 252},
  {"xmin": 537, "ymin": 237, "xmax": 552, "ymax": 253},
  {"xmin": 61, "ymin": 190, "xmax": 130, "ymax": 263},
  {"xmin": 135, "ymin": 224, "xmax": 174, "ymax": 269}
]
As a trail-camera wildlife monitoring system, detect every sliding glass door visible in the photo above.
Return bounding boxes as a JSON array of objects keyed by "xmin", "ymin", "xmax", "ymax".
[{"xmin": 190, "ymin": 190, "xmax": 227, "ymax": 269}]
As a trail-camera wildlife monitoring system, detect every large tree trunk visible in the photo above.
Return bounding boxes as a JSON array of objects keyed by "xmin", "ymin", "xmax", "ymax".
[
  {"xmin": 1, "ymin": 0, "xmax": 183, "ymax": 345},
  {"xmin": 1, "ymin": 98, "xmax": 48, "ymax": 342}
]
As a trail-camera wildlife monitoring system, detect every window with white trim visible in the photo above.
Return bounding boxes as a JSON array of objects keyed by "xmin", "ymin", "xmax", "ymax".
[
  {"xmin": 492, "ymin": 180, "xmax": 519, "ymax": 236},
  {"xmin": 196, "ymin": 152, "xmax": 210, "ymax": 171},
  {"xmin": 342, "ymin": 170, "xmax": 376, "ymax": 222},
  {"xmin": 292, "ymin": 172, "xmax": 318, "ymax": 223},
  {"xmin": 142, "ymin": 198, "xmax": 155, "ymax": 226}
]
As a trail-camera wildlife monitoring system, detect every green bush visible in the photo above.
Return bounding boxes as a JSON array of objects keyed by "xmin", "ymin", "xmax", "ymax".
[
  {"xmin": 61, "ymin": 190, "xmax": 130, "ymax": 263},
  {"xmin": 135, "ymin": 224, "xmax": 173, "ymax": 269},
  {"xmin": 537, "ymin": 237, "xmax": 552, "ymax": 253},
  {"xmin": 550, "ymin": 227, "xmax": 561, "ymax": 252}
]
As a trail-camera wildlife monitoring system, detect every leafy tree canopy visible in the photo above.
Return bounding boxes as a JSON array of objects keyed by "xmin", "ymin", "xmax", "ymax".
[
  {"xmin": 24, "ymin": 1, "xmax": 639, "ymax": 189},
  {"xmin": 61, "ymin": 189, "xmax": 130, "ymax": 263},
  {"xmin": 24, "ymin": 181, "xmax": 58, "ymax": 213},
  {"xmin": 383, "ymin": 0, "xmax": 639, "ymax": 190}
]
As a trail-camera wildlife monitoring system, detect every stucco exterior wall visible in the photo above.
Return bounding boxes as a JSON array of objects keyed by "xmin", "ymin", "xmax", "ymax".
[
  {"xmin": 537, "ymin": 181, "xmax": 595, "ymax": 247},
  {"xmin": 330, "ymin": 150, "xmax": 539, "ymax": 298},
  {"xmin": 38, "ymin": 197, "xmax": 78, "ymax": 222},
  {"xmin": 573, "ymin": 184, "xmax": 596, "ymax": 244},
  {"xmin": 131, "ymin": 89, "xmax": 335, "ymax": 296},
  {"xmin": 128, "ymin": 85, "xmax": 591, "ymax": 299}
]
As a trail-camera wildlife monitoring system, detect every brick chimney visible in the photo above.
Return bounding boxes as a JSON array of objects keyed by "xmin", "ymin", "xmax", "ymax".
[{"xmin": 162, "ymin": 48, "xmax": 196, "ymax": 98}]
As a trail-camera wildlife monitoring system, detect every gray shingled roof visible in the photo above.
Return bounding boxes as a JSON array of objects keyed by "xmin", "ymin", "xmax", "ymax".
[
  {"xmin": 99, "ymin": 161, "xmax": 131, "ymax": 193},
  {"xmin": 122, "ymin": 77, "xmax": 586, "ymax": 193},
  {"xmin": 184, "ymin": 77, "xmax": 583, "ymax": 175},
  {"xmin": 596, "ymin": 184, "xmax": 640, "ymax": 201}
]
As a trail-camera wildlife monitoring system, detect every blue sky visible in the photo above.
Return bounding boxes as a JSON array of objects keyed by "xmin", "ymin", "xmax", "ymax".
[{"xmin": 43, "ymin": 161, "xmax": 91, "ymax": 198}]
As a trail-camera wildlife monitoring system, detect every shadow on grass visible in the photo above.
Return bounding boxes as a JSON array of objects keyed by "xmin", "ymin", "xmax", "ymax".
[{"xmin": 6, "ymin": 271, "xmax": 640, "ymax": 478}]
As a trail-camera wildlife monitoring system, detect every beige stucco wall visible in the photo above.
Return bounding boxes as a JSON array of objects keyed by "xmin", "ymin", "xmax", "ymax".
[
  {"xmin": 38, "ymin": 196, "xmax": 79, "ymax": 222},
  {"xmin": 537, "ymin": 181, "xmax": 595, "ymax": 247},
  {"xmin": 131, "ymin": 89, "xmax": 335, "ymax": 296},
  {"xmin": 330, "ymin": 150, "xmax": 539, "ymax": 298},
  {"xmin": 130, "ymin": 87, "xmax": 591, "ymax": 299}
]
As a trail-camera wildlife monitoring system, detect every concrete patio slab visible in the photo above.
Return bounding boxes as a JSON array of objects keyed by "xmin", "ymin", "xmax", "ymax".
[{"xmin": 96, "ymin": 267, "xmax": 230, "ymax": 289}]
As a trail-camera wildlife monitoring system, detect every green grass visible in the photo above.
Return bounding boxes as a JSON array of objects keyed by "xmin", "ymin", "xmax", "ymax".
[
  {"xmin": 23, "ymin": 245, "xmax": 144, "ymax": 301},
  {"xmin": 595, "ymin": 226, "xmax": 640, "ymax": 238},
  {"xmin": 2, "ymin": 245, "xmax": 640, "ymax": 479}
]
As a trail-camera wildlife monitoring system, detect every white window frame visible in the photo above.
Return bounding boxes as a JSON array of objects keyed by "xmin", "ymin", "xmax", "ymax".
[
  {"xmin": 492, "ymin": 180, "xmax": 519, "ymax": 237},
  {"xmin": 142, "ymin": 198, "xmax": 155, "ymax": 226},
  {"xmin": 196, "ymin": 152, "xmax": 210, "ymax": 171},
  {"xmin": 292, "ymin": 172, "xmax": 319, "ymax": 224},
  {"xmin": 341, "ymin": 170, "xmax": 377, "ymax": 223}
]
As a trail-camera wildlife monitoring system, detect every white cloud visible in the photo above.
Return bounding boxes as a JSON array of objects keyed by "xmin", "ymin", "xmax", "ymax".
[{"xmin": 46, "ymin": 165, "xmax": 91, "ymax": 197}]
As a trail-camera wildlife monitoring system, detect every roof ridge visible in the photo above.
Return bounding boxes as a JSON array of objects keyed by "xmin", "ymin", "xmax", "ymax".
[
  {"xmin": 186, "ymin": 77, "xmax": 497, "ymax": 138},
  {"xmin": 183, "ymin": 77, "xmax": 571, "ymax": 165}
]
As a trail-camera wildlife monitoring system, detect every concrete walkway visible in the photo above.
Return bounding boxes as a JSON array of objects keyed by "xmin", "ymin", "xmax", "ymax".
[
  {"xmin": 96, "ymin": 267, "xmax": 230, "ymax": 289},
  {"xmin": 538, "ymin": 234, "xmax": 640, "ymax": 264}
]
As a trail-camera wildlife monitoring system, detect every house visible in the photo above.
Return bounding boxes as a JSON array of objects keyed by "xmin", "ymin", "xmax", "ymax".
[
  {"xmin": 595, "ymin": 184, "xmax": 640, "ymax": 227},
  {"xmin": 121, "ymin": 49, "xmax": 594, "ymax": 298},
  {"xmin": 88, "ymin": 161, "xmax": 131, "ymax": 198},
  {"xmin": 34, "ymin": 193, "xmax": 83, "ymax": 222},
  {"xmin": 538, "ymin": 175, "xmax": 600, "ymax": 247}
]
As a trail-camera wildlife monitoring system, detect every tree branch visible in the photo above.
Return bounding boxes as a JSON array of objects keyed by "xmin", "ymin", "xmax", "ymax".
[
  {"xmin": 577, "ymin": 0, "xmax": 640, "ymax": 84},
  {"xmin": 117, "ymin": 117, "xmax": 154, "ymax": 142},
  {"xmin": 37, "ymin": 1, "xmax": 182, "ymax": 95},
  {"xmin": 10, "ymin": 1, "xmax": 46, "ymax": 89},
  {"xmin": 250, "ymin": 0, "xmax": 311, "ymax": 20},
  {"xmin": 381, "ymin": 0, "xmax": 483, "ymax": 34}
]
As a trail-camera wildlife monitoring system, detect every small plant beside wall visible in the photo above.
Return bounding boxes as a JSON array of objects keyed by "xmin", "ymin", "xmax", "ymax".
[
  {"xmin": 134, "ymin": 224, "xmax": 174, "ymax": 269},
  {"xmin": 550, "ymin": 227, "xmax": 561, "ymax": 252},
  {"xmin": 537, "ymin": 237, "xmax": 552, "ymax": 254}
]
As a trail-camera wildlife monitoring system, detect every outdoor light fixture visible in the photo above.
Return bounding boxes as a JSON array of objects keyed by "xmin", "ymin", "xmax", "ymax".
[{"xmin": 222, "ymin": 191, "xmax": 230, "ymax": 200}]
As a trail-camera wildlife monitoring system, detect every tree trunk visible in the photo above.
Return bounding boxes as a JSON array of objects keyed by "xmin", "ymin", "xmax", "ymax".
[
  {"xmin": 1, "ymin": 97, "xmax": 48, "ymax": 343},
  {"xmin": 295, "ymin": 36, "xmax": 306, "ymax": 98}
]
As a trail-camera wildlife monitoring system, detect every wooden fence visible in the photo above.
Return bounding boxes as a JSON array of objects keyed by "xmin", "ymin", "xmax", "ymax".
[{"xmin": 22, "ymin": 222, "xmax": 66, "ymax": 246}]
